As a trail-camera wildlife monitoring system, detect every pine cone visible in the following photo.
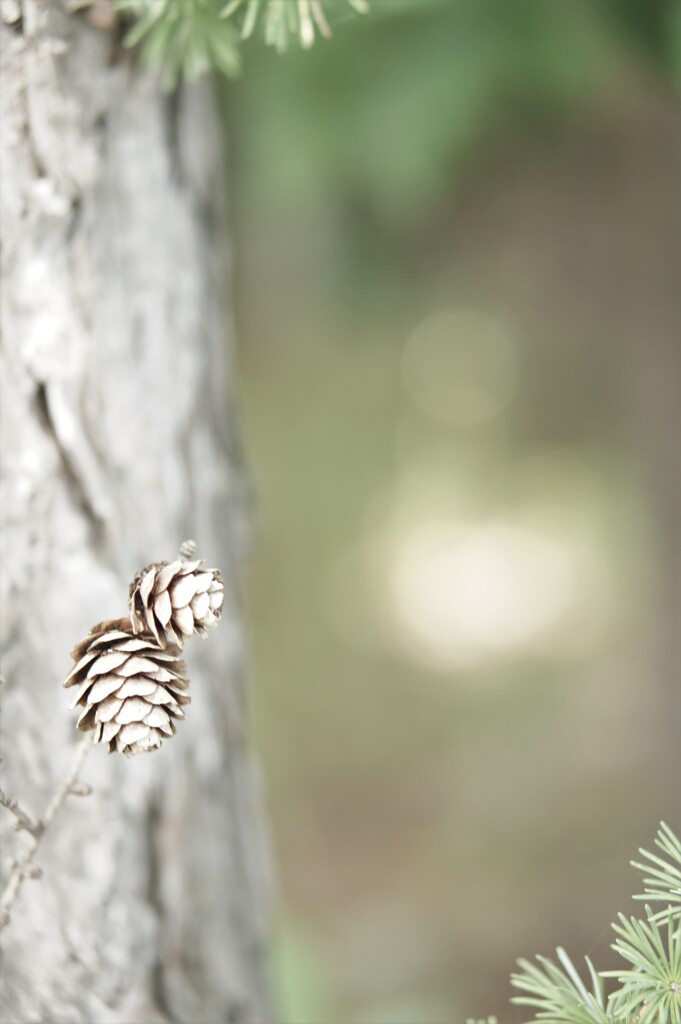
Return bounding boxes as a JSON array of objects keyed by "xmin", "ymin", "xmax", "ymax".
[
  {"xmin": 129, "ymin": 558, "xmax": 224, "ymax": 647},
  {"xmin": 64, "ymin": 618, "xmax": 190, "ymax": 756}
]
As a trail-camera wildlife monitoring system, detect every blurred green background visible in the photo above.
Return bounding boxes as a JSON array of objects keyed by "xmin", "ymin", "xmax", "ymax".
[{"xmin": 223, "ymin": 2, "xmax": 681, "ymax": 1021}]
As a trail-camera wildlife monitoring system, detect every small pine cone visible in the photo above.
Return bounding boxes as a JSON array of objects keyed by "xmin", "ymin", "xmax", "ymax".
[
  {"xmin": 64, "ymin": 618, "xmax": 190, "ymax": 756},
  {"xmin": 129, "ymin": 558, "xmax": 224, "ymax": 647}
]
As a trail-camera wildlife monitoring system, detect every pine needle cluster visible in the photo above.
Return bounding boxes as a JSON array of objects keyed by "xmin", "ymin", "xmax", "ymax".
[
  {"xmin": 510, "ymin": 822, "xmax": 681, "ymax": 1024},
  {"xmin": 115, "ymin": 0, "xmax": 369, "ymax": 88}
]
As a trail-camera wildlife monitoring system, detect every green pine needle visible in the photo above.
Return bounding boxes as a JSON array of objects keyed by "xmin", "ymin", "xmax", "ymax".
[
  {"xmin": 221, "ymin": 0, "xmax": 367, "ymax": 53},
  {"xmin": 507, "ymin": 824, "xmax": 681, "ymax": 1024},
  {"xmin": 116, "ymin": 0, "xmax": 369, "ymax": 89},
  {"xmin": 603, "ymin": 908, "xmax": 681, "ymax": 1023},
  {"xmin": 632, "ymin": 821, "xmax": 681, "ymax": 924},
  {"xmin": 117, "ymin": 0, "xmax": 241, "ymax": 89},
  {"xmin": 511, "ymin": 947, "xmax": 612, "ymax": 1024}
]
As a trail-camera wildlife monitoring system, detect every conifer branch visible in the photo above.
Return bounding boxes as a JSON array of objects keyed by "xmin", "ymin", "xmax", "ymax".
[
  {"xmin": 511, "ymin": 947, "xmax": 611, "ymax": 1024},
  {"xmin": 632, "ymin": 821, "xmax": 681, "ymax": 923},
  {"xmin": 114, "ymin": 0, "xmax": 369, "ymax": 89},
  {"xmin": 509, "ymin": 824, "xmax": 681, "ymax": 1024}
]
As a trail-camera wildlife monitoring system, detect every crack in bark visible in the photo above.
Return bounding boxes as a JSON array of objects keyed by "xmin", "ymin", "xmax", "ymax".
[
  {"xmin": 163, "ymin": 88, "xmax": 184, "ymax": 190},
  {"xmin": 33, "ymin": 381, "xmax": 109, "ymax": 549},
  {"xmin": 65, "ymin": 194, "xmax": 83, "ymax": 243}
]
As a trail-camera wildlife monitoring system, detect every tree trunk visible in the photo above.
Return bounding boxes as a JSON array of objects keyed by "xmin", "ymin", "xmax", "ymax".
[{"xmin": 0, "ymin": 3, "xmax": 271, "ymax": 1022}]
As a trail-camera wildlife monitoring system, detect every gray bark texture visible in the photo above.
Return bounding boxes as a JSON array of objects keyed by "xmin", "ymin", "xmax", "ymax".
[{"xmin": 0, "ymin": 3, "xmax": 271, "ymax": 1022}]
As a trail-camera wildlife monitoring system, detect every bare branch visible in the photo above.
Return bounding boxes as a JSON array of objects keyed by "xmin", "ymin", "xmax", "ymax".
[
  {"xmin": 0, "ymin": 788, "xmax": 40, "ymax": 835},
  {"xmin": 0, "ymin": 732, "xmax": 94, "ymax": 928}
]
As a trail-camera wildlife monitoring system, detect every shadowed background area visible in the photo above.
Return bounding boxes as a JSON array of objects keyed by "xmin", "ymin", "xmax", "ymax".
[{"xmin": 224, "ymin": 2, "xmax": 681, "ymax": 1020}]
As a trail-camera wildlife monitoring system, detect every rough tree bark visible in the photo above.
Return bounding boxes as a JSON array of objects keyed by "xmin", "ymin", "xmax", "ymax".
[{"xmin": 0, "ymin": 3, "xmax": 271, "ymax": 1022}]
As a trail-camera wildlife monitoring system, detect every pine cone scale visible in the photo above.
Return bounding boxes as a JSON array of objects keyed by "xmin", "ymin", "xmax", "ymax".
[
  {"xmin": 173, "ymin": 605, "xmax": 194, "ymax": 637},
  {"xmin": 154, "ymin": 589, "xmax": 173, "ymax": 625},
  {"xmin": 64, "ymin": 617, "xmax": 190, "ymax": 756},
  {"xmin": 129, "ymin": 558, "xmax": 224, "ymax": 649},
  {"xmin": 193, "ymin": 572, "xmax": 214, "ymax": 593},
  {"xmin": 118, "ymin": 655, "xmax": 161, "ymax": 677},
  {"xmin": 116, "ymin": 722, "xmax": 149, "ymax": 752},
  {"xmin": 87, "ymin": 651, "xmax": 128, "ymax": 677},
  {"xmin": 96, "ymin": 696, "xmax": 124, "ymax": 723},
  {"xmin": 115, "ymin": 678, "xmax": 158, "ymax": 699},
  {"xmin": 153, "ymin": 668, "xmax": 177, "ymax": 685},
  {"xmin": 116, "ymin": 638, "xmax": 153, "ymax": 653},
  {"xmin": 90, "ymin": 630, "xmax": 131, "ymax": 648},
  {"xmin": 169, "ymin": 575, "xmax": 196, "ymax": 607},
  {"xmin": 146, "ymin": 685, "xmax": 182, "ymax": 706},
  {"xmin": 85, "ymin": 675, "xmax": 122, "ymax": 705},
  {"xmin": 192, "ymin": 592, "xmax": 210, "ymax": 620},
  {"xmin": 99, "ymin": 721, "xmax": 119, "ymax": 745},
  {"xmin": 70, "ymin": 673, "xmax": 113, "ymax": 708},
  {"xmin": 153, "ymin": 561, "xmax": 183, "ymax": 593},
  {"xmin": 139, "ymin": 570, "xmax": 156, "ymax": 602},
  {"xmin": 146, "ymin": 706, "xmax": 172, "ymax": 731},
  {"xmin": 115, "ymin": 696, "xmax": 150, "ymax": 724},
  {"xmin": 64, "ymin": 652, "xmax": 98, "ymax": 685}
]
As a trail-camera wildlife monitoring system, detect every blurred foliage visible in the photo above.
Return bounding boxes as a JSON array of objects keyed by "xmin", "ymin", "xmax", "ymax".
[
  {"xmin": 118, "ymin": 0, "xmax": 680, "ymax": 102},
  {"xmin": 270, "ymin": 918, "xmax": 340, "ymax": 1024},
  {"xmin": 233, "ymin": 0, "xmax": 679, "ymax": 229},
  {"xmin": 229, "ymin": 1, "xmax": 681, "ymax": 1021},
  {"xmin": 117, "ymin": 0, "xmax": 242, "ymax": 87},
  {"xmin": 116, "ymin": 0, "xmax": 368, "ymax": 88},
  {"xmin": 228, "ymin": 0, "xmax": 369, "ymax": 54}
]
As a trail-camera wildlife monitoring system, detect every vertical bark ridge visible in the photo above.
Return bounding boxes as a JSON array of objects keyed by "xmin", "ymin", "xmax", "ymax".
[{"xmin": 0, "ymin": 3, "xmax": 271, "ymax": 1021}]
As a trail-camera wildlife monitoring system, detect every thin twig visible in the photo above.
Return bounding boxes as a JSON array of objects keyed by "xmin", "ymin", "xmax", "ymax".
[
  {"xmin": 0, "ymin": 732, "xmax": 94, "ymax": 928},
  {"xmin": 0, "ymin": 787, "xmax": 40, "ymax": 834}
]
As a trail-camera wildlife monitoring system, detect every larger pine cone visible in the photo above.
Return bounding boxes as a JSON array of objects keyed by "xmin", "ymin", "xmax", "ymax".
[
  {"xmin": 64, "ymin": 618, "xmax": 190, "ymax": 756},
  {"xmin": 129, "ymin": 559, "xmax": 224, "ymax": 648}
]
